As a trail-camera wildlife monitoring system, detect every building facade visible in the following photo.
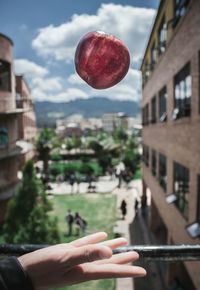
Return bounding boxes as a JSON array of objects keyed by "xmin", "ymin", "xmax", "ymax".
[
  {"xmin": 141, "ymin": 0, "xmax": 200, "ymax": 289},
  {"xmin": 0, "ymin": 33, "xmax": 36, "ymax": 225},
  {"xmin": 102, "ymin": 112, "xmax": 128, "ymax": 133}
]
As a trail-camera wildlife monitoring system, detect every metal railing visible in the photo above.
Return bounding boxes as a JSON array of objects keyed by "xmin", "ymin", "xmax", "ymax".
[{"xmin": 1, "ymin": 244, "xmax": 200, "ymax": 261}]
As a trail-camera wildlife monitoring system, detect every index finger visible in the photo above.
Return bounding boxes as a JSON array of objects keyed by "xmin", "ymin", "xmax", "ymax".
[{"xmin": 70, "ymin": 232, "xmax": 108, "ymax": 247}]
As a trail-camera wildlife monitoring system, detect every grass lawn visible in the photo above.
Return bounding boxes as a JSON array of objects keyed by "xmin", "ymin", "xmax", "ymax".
[{"xmin": 50, "ymin": 193, "xmax": 117, "ymax": 290}]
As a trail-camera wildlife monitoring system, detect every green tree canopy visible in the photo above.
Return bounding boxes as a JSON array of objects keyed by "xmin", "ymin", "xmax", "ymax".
[{"xmin": 3, "ymin": 160, "xmax": 60, "ymax": 244}]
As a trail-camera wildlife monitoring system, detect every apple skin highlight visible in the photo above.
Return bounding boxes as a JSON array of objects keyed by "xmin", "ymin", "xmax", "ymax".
[{"xmin": 74, "ymin": 31, "xmax": 130, "ymax": 89}]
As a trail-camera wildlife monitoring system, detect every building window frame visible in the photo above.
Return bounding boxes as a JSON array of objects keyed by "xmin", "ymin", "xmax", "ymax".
[
  {"xmin": 173, "ymin": 0, "xmax": 191, "ymax": 28},
  {"xmin": 151, "ymin": 149, "xmax": 157, "ymax": 177},
  {"xmin": 143, "ymin": 104, "xmax": 149, "ymax": 126},
  {"xmin": 142, "ymin": 144, "xmax": 149, "ymax": 167},
  {"xmin": 173, "ymin": 62, "xmax": 191, "ymax": 120},
  {"xmin": 157, "ymin": 16, "xmax": 167, "ymax": 55},
  {"xmin": 159, "ymin": 153, "xmax": 167, "ymax": 192},
  {"xmin": 0, "ymin": 59, "xmax": 11, "ymax": 92},
  {"xmin": 173, "ymin": 162, "xmax": 190, "ymax": 220},
  {"xmin": 151, "ymin": 96, "xmax": 157, "ymax": 124},
  {"xmin": 159, "ymin": 86, "xmax": 167, "ymax": 122},
  {"xmin": 150, "ymin": 41, "xmax": 157, "ymax": 70},
  {"xmin": 0, "ymin": 127, "xmax": 8, "ymax": 148}
]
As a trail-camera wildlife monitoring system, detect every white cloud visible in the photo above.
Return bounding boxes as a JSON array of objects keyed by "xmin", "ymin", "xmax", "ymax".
[
  {"xmin": 65, "ymin": 68, "xmax": 141, "ymax": 102},
  {"xmin": 32, "ymin": 77, "xmax": 62, "ymax": 92},
  {"xmin": 32, "ymin": 4, "xmax": 156, "ymax": 65},
  {"xmin": 32, "ymin": 87, "xmax": 88, "ymax": 102},
  {"xmin": 14, "ymin": 59, "xmax": 49, "ymax": 78},
  {"xmin": 67, "ymin": 73, "xmax": 85, "ymax": 85},
  {"xmin": 20, "ymin": 4, "xmax": 156, "ymax": 103}
]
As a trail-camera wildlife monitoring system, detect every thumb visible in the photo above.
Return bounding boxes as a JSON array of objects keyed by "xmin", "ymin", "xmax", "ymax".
[{"xmin": 66, "ymin": 245, "xmax": 112, "ymax": 268}]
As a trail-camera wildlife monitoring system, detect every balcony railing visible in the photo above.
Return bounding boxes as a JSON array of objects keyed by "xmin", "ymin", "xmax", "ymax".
[
  {"xmin": 1, "ymin": 244, "xmax": 200, "ymax": 261},
  {"xmin": 0, "ymin": 140, "xmax": 22, "ymax": 160}
]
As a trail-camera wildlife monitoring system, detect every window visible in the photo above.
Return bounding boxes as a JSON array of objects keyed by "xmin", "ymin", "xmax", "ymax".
[
  {"xmin": 151, "ymin": 96, "xmax": 157, "ymax": 123},
  {"xmin": 0, "ymin": 60, "xmax": 11, "ymax": 92},
  {"xmin": 145, "ymin": 104, "xmax": 149, "ymax": 125},
  {"xmin": 150, "ymin": 42, "xmax": 157, "ymax": 69},
  {"xmin": 158, "ymin": 17, "xmax": 167, "ymax": 55},
  {"xmin": 197, "ymin": 175, "xmax": 200, "ymax": 221},
  {"xmin": 151, "ymin": 149, "xmax": 157, "ymax": 177},
  {"xmin": 0, "ymin": 127, "xmax": 8, "ymax": 148},
  {"xmin": 142, "ymin": 144, "xmax": 149, "ymax": 167},
  {"xmin": 159, "ymin": 154, "xmax": 167, "ymax": 192},
  {"xmin": 173, "ymin": 162, "xmax": 190, "ymax": 219},
  {"xmin": 173, "ymin": 0, "xmax": 191, "ymax": 27},
  {"xmin": 173, "ymin": 63, "xmax": 191, "ymax": 119},
  {"xmin": 159, "ymin": 86, "xmax": 167, "ymax": 122},
  {"xmin": 142, "ymin": 104, "xmax": 149, "ymax": 126},
  {"xmin": 142, "ymin": 108, "xmax": 145, "ymax": 126},
  {"xmin": 142, "ymin": 62, "xmax": 151, "ymax": 87}
]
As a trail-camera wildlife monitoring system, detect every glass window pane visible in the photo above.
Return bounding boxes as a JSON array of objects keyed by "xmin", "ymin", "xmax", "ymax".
[
  {"xmin": 173, "ymin": 162, "xmax": 190, "ymax": 219},
  {"xmin": 0, "ymin": 60, "xmax": 11, "ymax": 92}
]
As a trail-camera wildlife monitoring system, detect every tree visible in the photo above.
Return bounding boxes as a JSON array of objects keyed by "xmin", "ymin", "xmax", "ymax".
[
  {"xmin": 36, "ymin": 128, "xmax": 54, "ymax": 180},
  {"xmin": 122, "ymin": 148, "xmax": 140, "ymax": 174},
  {"xmin": 3, "ymin": 160, "xmax": 60, "ymax": 244},
  {"xmin": 114, "ymin": 127, "xmax": 128, "ymax": 144}
]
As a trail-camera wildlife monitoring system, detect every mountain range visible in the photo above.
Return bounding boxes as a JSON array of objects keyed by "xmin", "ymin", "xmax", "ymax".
[{"xmin": 34, "ymin": 97, "xmax": 140, "ymax": 127}]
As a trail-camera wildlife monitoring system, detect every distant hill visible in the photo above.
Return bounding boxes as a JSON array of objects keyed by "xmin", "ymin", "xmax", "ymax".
[{"xmin": 34, "ymin": 97, "xmax": 140, "ymax": 127}]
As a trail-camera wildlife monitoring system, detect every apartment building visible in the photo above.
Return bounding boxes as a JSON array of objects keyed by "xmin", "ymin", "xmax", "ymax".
[
  {"xmin": 0, "ymin": 33, "xmax": 36, "ymax": 225},
  {"xmin": 102, "ymin": 112, "xmax": 128, "ymax": 133},
  {"xmin": 140, "ymin": 0, "xmax": 200, "ymax": 289}
]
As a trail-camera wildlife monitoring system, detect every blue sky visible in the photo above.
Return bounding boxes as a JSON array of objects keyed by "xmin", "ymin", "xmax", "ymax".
[{"xmin": 0, "ymin": 0, "xmax": 159, "ymax": 102}]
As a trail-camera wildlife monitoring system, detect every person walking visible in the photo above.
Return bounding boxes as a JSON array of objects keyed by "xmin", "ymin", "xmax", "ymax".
[
  {"xmin": 74, "ymin": 212, "xmax": 83, "ymax": 236},
  {"xmin": 74, "ymin": 212, "xmax": 88, "ymax": 236},
  {"xmin": 69, "ymin": 174, "xmax": 75, "ymax": 194},
  {"xmin": 120, "ymin": 199, "xmax": 127, "ymax": 220},
  {"xmin": 66, "ymin": 210, "xmax": 74, "ymax": 236},
  {"xmin": 134, "ymin": 198, "xmax": 139, "ymax": 215}
]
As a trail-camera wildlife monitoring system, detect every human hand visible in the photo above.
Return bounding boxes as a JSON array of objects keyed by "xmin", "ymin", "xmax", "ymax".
[{"xmin": 18, "ymin": 232, "xmax": 146, "ymax": 290}]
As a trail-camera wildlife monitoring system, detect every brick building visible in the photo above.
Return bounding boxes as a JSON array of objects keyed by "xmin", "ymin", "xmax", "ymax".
[
  {"xmin": 0, "ymin": 33, "xmax": 36, "ymax": 225},
  {"xmin": 140, "ymin": 0, "xmax": 200, "ymax": 289}
]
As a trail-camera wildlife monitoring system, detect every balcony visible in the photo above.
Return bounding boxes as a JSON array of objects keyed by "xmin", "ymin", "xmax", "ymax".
[
  {"xmin": 0, "ymin": 180, "xmax": 20, "ymax": 201},
  {"xmin": 0, "ymin": 140, "xmax": 23, "ymax": 160},
  {"xmin": 16, "ymin": 98, "xmax": 34, "ymax": 110}
]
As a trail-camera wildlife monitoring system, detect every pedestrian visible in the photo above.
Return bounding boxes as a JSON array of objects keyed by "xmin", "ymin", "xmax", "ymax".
[
  {"xmin": 134, "ymin": 198, "xmax": 139, "ymax": 215},
  {"xmin": 0, "ymin": 232, "xmax": 146, "ymax": 290},
  {"xmin": 141, "ymin": 194, "xmax": 147, "ymax": 217},
  {"xmin": 66, "ymin": 209, "xmax": 74, "ymax": 236},
  {"xmin": 120, "ymin": 199, "xmax": 127, "ymax": 220},
  {"xmin": 75, "ymin": 172, "xmax": 81, "ymax": 193},
  {"xmin": 69, "ymin": 174, "xmax": 75, "ymax": 194},
  {"xmin": 116, "ymin": 169, "xmax": 122, "ymax": 188},
  {"xmin": 74, "ymin": 212, "xmax": 83, "ymax": 236}
]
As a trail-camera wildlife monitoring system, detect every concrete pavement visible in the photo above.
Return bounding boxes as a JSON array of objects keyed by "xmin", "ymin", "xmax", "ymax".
[
  {"xmin": 47, "ymin": 176, "xmax": 118, "ymax": 195},
  {"xmin": 112, "ymin": 180, "xmax": 143, "ymax": 290}
]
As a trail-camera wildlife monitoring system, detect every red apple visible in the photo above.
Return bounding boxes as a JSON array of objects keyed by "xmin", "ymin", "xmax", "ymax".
[{"xmin": 74, "ymin": 31, "xmax": 130, "ymax": 89}]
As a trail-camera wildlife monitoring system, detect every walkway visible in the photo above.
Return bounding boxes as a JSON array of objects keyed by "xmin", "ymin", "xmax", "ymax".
[
  {"xmin": 112, "ymin": 179, "xmax": 142, "ymax": 290},
  {"xmin": 48, "ymin": 176, "xmax": 163, "ymax": 290},
  {"xmin": 47, "ymin": 176, "xmax": 118, "ymax": 195}
]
